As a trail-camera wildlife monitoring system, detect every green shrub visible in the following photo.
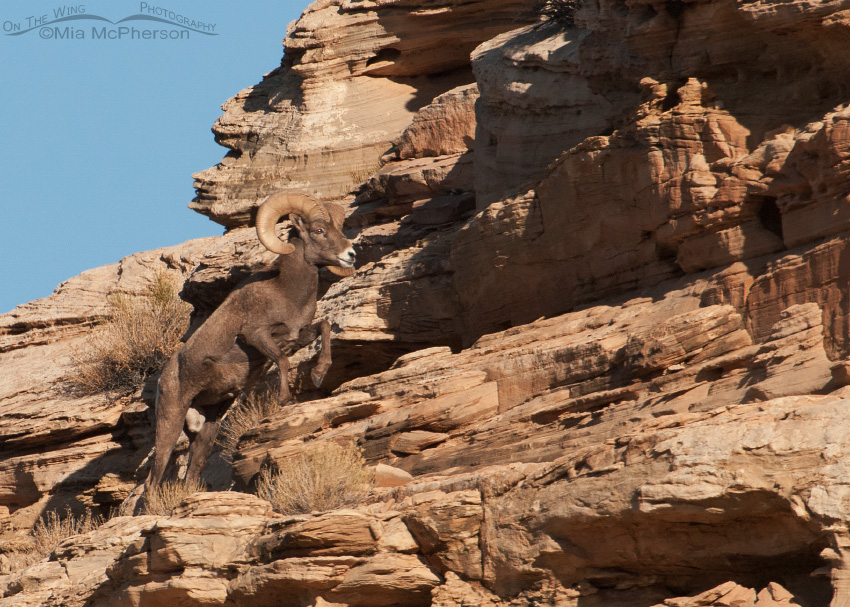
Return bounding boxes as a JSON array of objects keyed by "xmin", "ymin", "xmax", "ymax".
[
  {"xmin": 256, "ymin": 441, "xmax": 373, "ymax": 515},
  {"xmin": 70, "ymin": 272, "xmax": 192, "ymax": 395}
]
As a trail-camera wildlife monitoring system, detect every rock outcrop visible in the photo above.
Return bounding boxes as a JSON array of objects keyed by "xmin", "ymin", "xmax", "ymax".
[
  {"xmin": 4, "ymin": 387, "xmax": 849, "ymax": 605},
  {"xmin": 6, "ymin": 0, "xmax": 850, "ymax": 604},
  {"xmin": 0, "ymin": 240, "xmax": 214, "ymax": 542},
  {"xmin": 189, "ymin": 0, "xmax": 531, "ymax": 228}
]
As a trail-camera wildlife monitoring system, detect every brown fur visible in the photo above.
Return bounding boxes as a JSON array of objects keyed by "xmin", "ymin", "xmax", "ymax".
[{"xmin": 146, "ymin": 208, "xmax": 355, "ymax": 490}]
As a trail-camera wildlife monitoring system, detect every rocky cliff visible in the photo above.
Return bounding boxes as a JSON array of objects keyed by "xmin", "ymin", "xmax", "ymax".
[{"xmin": 4, "ymin": 0, "xmax": 850, "ymax": 605}]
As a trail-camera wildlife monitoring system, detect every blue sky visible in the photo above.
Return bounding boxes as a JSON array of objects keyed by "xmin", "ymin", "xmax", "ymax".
[{"xmin": 0, "ymin": 0, "xmax": 306, "ymax": 313}]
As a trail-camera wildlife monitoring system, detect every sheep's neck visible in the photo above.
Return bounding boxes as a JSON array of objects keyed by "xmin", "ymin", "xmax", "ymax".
[{"xmin": 275, "ymin": 238, "xmax": 319, "ymax": 297}]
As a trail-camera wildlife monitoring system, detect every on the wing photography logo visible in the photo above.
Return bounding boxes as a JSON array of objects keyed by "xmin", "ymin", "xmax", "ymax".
[{"xmin": 3, "ymin": 3, "xmax": 217, "ymax": 40}]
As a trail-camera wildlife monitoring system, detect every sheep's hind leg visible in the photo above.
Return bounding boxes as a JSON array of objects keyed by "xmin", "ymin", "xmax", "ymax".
[{"xmin": 147, "ymin": 362, "xmax": 194, "ymax": 491}]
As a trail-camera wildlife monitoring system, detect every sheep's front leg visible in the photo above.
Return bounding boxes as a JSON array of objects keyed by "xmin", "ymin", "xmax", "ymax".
[
  {"xmin": 241, "ymin": 327, "xmax": 293, "ymax": 406},
  {"xmin": 313, "ymin": 320, "xmax": 333, "ymax": 387},
  {"xmin": 297, "ymin": 320, "xmax": 332, "ymax": 387}
]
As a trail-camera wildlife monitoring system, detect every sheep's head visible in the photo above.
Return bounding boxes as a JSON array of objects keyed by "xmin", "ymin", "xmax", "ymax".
[{"xmin": 255, "ymin": 191, "xmax": 356, "ymax": 276}]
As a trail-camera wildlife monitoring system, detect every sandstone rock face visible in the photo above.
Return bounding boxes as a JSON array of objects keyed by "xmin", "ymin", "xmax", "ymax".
[
  {"xmin": 454, "ymin": 0, "xmax": 850, "ymax": 337},
  {"xmin": 2, "ymin": 494, "xmax": 442, "ymax": 607},
  {"xmin": 0, "ymin": 515, "xmax": 158, "ymax": 607},
  {"xmin": 8, "ymin": 0, "xmax": 850, "ymax": 604},
  {"xmin": 0, "ymin": 240, "xmax": 213, "ymax": 544},
  {"xmin": 453, "ymin": 86, "xmax": 850, "ymax": 342},
  {"xmin": 391, "ymin": 84, "xmax": 478, "ymax": 162},
  {"xmin": 189, "ymin": 0, "xmax": 531, "ymax": 228},
  {"xmin": 233, "ymin": 276, "xmax": 839, "ymax": 480},
  {"xmin": 5, "ymin": 388, "xmax": 850, "ymax": 606},
  {"xmin": 474, "ymin": 0, "xmax": 850, "ymax": 207}
]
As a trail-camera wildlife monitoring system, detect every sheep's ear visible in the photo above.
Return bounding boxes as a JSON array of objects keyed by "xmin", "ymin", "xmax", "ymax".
[
  {"xmin": 290, "ymin": 213, "xmax": 308, "ymax": 233},
  {"xmin": 323, "ymin": 203, "xmax": 347, "ymax": 230}
]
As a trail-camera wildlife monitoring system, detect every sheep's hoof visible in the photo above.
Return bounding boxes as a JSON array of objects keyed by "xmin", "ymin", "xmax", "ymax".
[
  {"xmin": 278, "ymin": 397, "xmax": 295, "ymax": 408},
  {"xmin": 311, "ymin": 365, "xmax": 329, "ymax": 388}
]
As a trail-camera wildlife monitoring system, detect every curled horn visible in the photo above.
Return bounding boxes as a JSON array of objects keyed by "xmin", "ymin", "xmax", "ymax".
[
  {"xmin": 328, "ymin": 266, "xmax": 355, "ymax": 277},
  {"xmin": 255, "ymin": 192, "xmax": 329, "ymax": 255}
]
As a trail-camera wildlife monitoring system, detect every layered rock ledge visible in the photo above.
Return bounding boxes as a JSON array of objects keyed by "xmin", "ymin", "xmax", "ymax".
[{"xmin": 5, "ymin": 0, "xmax": 850, "ymax": 604}]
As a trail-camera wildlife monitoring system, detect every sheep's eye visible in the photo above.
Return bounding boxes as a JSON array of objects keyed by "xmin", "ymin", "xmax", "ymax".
[{"xmin": 314, "ymin": 228, "xmax": 324, "ymax": 235}]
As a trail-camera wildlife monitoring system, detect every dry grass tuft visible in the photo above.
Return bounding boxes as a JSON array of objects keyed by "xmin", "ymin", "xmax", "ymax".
[
  {"xmin": 69, "ymin": 272, "xmax": 192, "ymax": 395},
  {"xmin": 2, "ymin": 509, "xmax": 102, "ymax": 573},
  {"xmin": 256, "ymin": 441, "xmax": 373, "ymax": 515},
  {"xmin": 218, "ymin": 384, "xmax": 283, "ymax": 455},
  {"xmin": 24, "ymin": 509, "xmax": 102, "ymax": 566},
  {"xmin": 144, "ymin": 478, "xmax": 207, "ymax": 516},
  {"xmin": 348, "ymin": 163, "xmax": 382, "ymax": 188}
]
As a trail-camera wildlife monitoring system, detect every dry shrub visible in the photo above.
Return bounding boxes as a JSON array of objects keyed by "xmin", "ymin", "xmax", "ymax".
[
  {"xmin": 218, "ymin": 384, "xmax": 283, "ymax": 455},
  {"xmin": 537, "ymin": 0, "xmax": 583, "ymax": 27},
  {"xmin": 256, "ymin": 441, "xmax": 373, "ymax": 515},
  {"xmin": 70, "ymin": 272, "xmax": 191, "ymax": 394},
  {"xmin": 348, "ymin": 163, "xmax": 382, "ymax": 190},
  {"xmin": 144, "ymin": 478, "xmax": 207, "ymax": 516},
  {"xmin": 23, "ymin": 509, "xmax": 103, "ymax": 566}
]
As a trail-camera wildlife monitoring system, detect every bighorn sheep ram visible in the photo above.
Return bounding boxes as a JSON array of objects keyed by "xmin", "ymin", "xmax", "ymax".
[{"xmin": 145, "ymin": 191, "xmax": 356, "ymax": 490}]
